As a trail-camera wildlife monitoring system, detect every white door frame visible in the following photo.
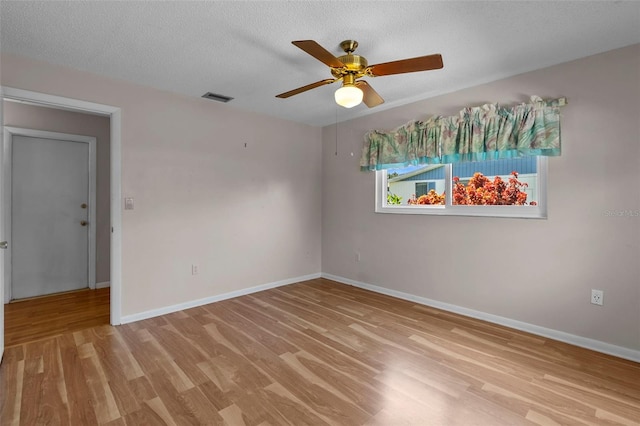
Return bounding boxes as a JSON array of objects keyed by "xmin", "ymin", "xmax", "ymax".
[
  {"xmin": 1, "ymin": 87, "xmax": 122, "ymax": 326},
  {"xmin": 3, "ymin": 127, "xmax": 97, "ymax": 302}
]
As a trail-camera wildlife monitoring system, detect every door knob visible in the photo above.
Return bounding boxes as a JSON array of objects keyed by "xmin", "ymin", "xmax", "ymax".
[
  {"xmin": 81, "ymin": 203, "xmax": 87, "ymax": 209},
  {"xmin": 80, "ymin": 221, "xmax": 88, "ymax": 226},
  {"xmin": 0, "ymin": 241, "xmax": 7, "ymax": 249}
]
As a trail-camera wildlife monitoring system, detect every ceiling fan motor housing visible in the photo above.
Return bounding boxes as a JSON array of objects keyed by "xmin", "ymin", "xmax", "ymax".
[
  {"xmin": 331, "ymin": 54, "xmax": 368, "ymax": 79},
  {"xmin": 331, "ymin": 39, "xmax": 368, "ymax": 81}
]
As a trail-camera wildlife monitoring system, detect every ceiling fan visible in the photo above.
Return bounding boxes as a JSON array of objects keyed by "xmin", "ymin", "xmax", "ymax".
[{"xmin": 276, "ymin": 39, "xmax": 443, "ymax": 109}]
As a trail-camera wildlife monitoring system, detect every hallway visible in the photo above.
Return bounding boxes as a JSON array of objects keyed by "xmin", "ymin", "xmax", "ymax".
[{"xmin": 4, "ymin": 287, "xmax": 110, "ymax": 347}]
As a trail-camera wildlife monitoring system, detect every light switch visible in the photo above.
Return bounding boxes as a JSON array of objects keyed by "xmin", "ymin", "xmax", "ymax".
[{"xmin": 124, "ymin": 197, "xmax": 134, "ymax": 210}]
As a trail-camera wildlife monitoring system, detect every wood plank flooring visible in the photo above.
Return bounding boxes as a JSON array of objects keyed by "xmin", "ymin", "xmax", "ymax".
[
  {"xmin": 4, "ymin": 287, "xmax": 110, "ymax": 346},
  {"xmin": 1, "ymin": 278, "xmax": 639, "ymax": 425}
]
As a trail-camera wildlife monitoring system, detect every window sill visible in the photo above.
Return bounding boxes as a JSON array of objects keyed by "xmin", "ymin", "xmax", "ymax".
[{"xmin": 374, "ymin": 204, "xmax": 547, "ymax": 219}]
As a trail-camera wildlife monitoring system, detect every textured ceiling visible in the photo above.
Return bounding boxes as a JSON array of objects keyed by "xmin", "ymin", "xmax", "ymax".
[{"xmin": 1, "ymin": 1, "xmax": 639, "ymax": 127}]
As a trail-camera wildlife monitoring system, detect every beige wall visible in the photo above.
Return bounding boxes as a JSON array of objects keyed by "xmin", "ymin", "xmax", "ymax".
[
  {"xmin": 1, "ymin": 53, "xmax": 323, "ymax": 317},
  {"xmin": 3, "ymin": 101, "xmax": 111, "ymax": 284},
  {"xmin": 322, "ymin": 44, "xmax": 640, "ymax": 351}
]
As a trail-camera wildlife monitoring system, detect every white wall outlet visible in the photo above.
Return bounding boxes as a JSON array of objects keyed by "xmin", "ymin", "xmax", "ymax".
[
  {"xmin": 591, "ymin": 289, "xmax": 604, "ymax": 306},
  {"xmin": 355, "ymin": 252, "xmax": 361, "ymax": 262},
  {"xmin": 191, "ymin": 264, "xmax": 199, "ymax": 275},
  {"xmin": 124, "ymin": 197, "xmax": 134, "ymax": 210}
]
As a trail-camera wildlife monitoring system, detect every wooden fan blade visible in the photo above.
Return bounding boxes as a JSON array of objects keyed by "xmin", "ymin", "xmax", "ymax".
[
  {"xmin": 292, "ymin": 40, "xmax": 345, "ymax": 68},
  {"xmin": 276, "ymin": 79, "xmax": 337, "ymax": 98},
  {"xmin": 368, "ymin": 54, "xmax": 443, "ymax": 77},
  {"xmin": 355, "ymin": 80, "xmax": 384, "ymax": 108}
]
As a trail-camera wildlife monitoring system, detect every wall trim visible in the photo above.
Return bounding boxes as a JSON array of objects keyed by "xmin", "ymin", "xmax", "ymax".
[
  {"xmin": 96, "ymin": 281, "xmax": 110, "ymax": 289},
  {"xmin": 120, "ymin": 273, "xmax": 321, "ymax": 324},
  {"xmin": 321, "ymin": 273, "xmax": 640, "ymax": 363}
]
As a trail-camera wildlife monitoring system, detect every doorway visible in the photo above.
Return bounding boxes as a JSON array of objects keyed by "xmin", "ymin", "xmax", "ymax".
[
  {"xmin": 0, "ymin": 87, "xmax": 122, "ymax": 359},
  {"xmin": 4, "ymin": 128, "xmax": 97, "ymax": 301}
]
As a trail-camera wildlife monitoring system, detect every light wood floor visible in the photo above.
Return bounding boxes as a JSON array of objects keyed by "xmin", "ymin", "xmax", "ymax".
[
  {"xmin": 1, "ymin": 279, "xmax": 639, "ymax": 425},
  {"xmin": 4, "ymin": 287, "xmax": 110, "ymax": 346}
]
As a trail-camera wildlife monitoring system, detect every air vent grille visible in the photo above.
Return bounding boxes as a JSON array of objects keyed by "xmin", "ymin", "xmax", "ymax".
[{"xmin": 202, "ymin": 92, "xmax": 234, "ymax": 103}]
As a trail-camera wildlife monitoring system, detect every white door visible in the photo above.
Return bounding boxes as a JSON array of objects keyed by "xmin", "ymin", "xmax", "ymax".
[
  {"xmin": 1, "ymin": 97, "xmax": 5, "ymax": 360},
  {"xmin": 4, "ymin": 128, "xmax": 96, "ymax": 301}
]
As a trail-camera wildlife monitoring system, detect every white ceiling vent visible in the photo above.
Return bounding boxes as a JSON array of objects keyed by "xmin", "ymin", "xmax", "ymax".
[{"xmin": 202, "ymin": 92, "xmax": 234, "ymax": 103}]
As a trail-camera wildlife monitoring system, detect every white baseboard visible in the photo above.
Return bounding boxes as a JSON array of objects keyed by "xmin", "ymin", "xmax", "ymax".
[
  {"xmin": 120, "ymin": 273, "xmax": 322, "ymax": 324},
  {"xmin": 95, "ymin": 281, "xmax": 110, "ymax": 289},
  {"xmin": 321, "ymin": 273, "xmax": 640, "ymax": 363}
]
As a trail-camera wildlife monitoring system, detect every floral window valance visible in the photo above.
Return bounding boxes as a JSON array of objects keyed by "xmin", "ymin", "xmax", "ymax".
[{"xmin": 360, "ymin": 95, "xmax": 564, "ymax": 171}]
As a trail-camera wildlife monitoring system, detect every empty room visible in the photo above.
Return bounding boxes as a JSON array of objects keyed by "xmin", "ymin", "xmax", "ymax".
[{"xmin": 1, "ymin": 1, "xmax": 639, "ymax": 425}]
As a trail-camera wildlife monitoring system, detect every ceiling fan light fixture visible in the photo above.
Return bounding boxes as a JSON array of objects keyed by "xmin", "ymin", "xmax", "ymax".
[{"xmin": 334, "ymin": 84, "xmax": 363, "ymax": 108}]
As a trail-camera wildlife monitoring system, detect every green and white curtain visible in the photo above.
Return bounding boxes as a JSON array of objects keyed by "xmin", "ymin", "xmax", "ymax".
[{"xmin": 360, "ymin": 95, "xmax": 562, "ymax": 171}]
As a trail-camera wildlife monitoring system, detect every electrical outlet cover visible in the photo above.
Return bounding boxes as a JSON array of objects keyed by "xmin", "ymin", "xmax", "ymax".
[{"xmin": 591, "ymin": 289, "xmax": 603, "ymax": 306}]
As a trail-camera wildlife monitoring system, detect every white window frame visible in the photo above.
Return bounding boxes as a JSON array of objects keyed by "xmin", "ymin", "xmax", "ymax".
[{"xmin": 375, "ymin": 156, "xmax": 548, "ymax": 219}]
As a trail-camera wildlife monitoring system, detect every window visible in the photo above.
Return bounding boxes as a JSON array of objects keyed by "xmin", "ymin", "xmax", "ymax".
[{"xmin": 377, "ymin": 157, "xmax": 547, "ymax": 218}]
